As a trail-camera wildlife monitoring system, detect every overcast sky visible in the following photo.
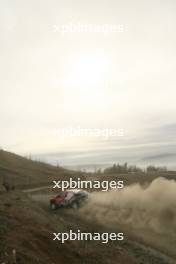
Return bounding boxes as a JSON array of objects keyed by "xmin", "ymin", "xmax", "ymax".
[{"xmin": 0, "ymin": 0, "xmax": 176, "ymax": 166}]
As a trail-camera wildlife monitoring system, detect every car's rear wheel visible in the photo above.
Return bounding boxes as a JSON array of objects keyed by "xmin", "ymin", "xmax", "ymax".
[{"xmin": 50, "ymin": 203, "xmax": 56, "ymax": 210}]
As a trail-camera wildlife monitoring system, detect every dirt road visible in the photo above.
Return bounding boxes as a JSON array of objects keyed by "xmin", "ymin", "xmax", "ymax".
[{"xmin": 30, "ymin": 191, "xmax": 176, "ymax": 264}]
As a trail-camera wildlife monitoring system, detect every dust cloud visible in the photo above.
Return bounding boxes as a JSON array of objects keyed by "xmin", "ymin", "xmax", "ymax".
[{"xmin": 80, "ymin": 177, "xmax": 176, "ymax": 236}]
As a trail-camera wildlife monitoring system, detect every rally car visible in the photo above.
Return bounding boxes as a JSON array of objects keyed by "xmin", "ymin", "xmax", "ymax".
[{"xmin": 50, "ymin": 189, "xmax": 89, "ymax": 210}]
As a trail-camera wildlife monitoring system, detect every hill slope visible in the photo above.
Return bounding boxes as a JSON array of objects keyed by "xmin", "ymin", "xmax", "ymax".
[{"xmin": 0, "ymin": 149, "xmax": 82, "ymax": 189}]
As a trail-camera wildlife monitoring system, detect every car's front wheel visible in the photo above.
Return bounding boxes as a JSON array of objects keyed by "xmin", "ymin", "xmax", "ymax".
[{"xmin": 72, "ymin": 202, "xmax": 78, "ymax": 209}]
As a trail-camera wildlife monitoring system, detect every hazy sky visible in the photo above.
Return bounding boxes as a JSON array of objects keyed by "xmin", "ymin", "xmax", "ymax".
[{"xmin": 1, "ymin": 0, "xmax": 176, "ymax": 166}]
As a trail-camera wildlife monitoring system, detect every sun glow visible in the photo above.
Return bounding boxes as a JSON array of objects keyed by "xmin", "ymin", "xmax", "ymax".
[
  {"xmin": 62, "ymin": 54, "xmax": 110, "ymax": 112},
  {"xmin": 62, "ymin": 53, "xmax": 108, "ymax": 89},
  {"xmin": 69, "ymin": 55, "xmax": 106, "ymax": 88}
]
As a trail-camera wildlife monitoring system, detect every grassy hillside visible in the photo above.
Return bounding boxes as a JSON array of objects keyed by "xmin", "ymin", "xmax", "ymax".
[
  {"xmin": 0, "ymin": 150, "xmax": 83, "ymax": 190},
  {"xmin": 0, "ymin": 149, "xmax": 175, "ymax": 191}
]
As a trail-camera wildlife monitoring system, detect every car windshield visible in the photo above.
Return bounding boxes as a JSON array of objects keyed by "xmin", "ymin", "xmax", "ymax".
[{"xmin": 57, "ymin": 192, "xmax": 65, "ymax": 198}]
